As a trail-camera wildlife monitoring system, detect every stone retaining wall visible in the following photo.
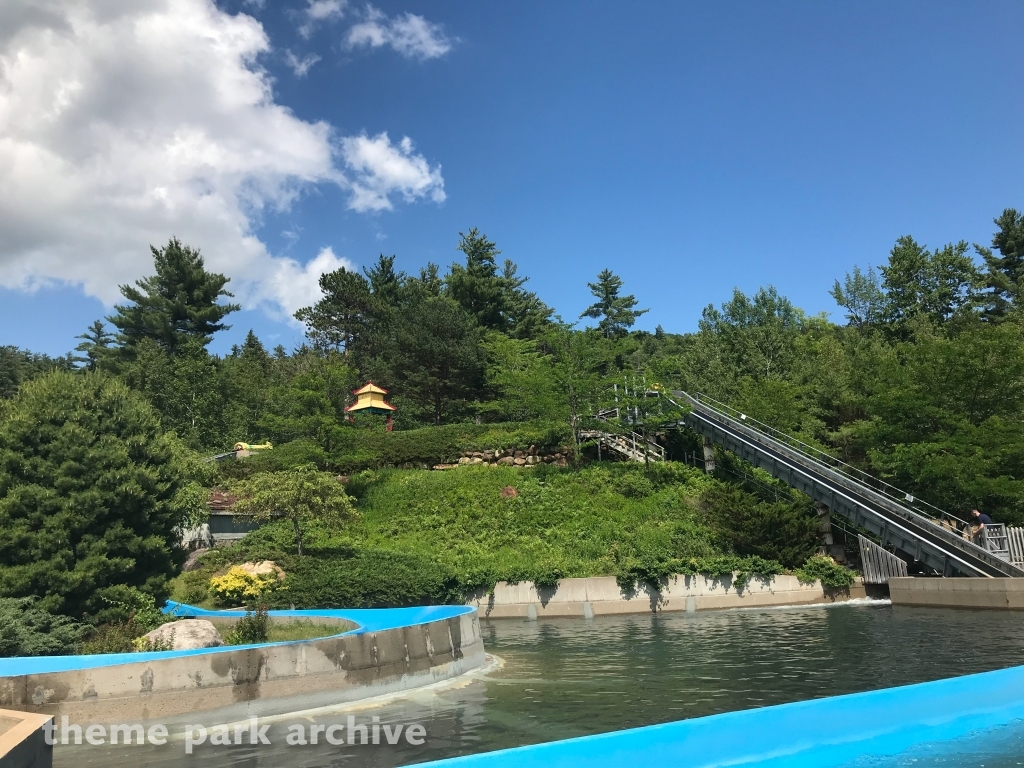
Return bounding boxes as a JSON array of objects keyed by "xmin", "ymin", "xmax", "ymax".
[
  {"xmin": 468, "ymin": 574, "xmax": 866, "ymax": 618},
  {"xmin": 432, "ymin": 445, "xmax": 570, "ymax": 470},
  {"xmin": 0, "ymin": 611, "xmax": 484, "ymax": 726}
]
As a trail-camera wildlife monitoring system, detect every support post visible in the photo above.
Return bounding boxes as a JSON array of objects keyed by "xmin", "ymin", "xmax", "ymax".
[
  {"xmin": 814, "ymin": 501, "xmax": 841, "ymax": 560},
  {"xmin": 702, "ymin": 436, "xmax": 715, "ymax": 473}
]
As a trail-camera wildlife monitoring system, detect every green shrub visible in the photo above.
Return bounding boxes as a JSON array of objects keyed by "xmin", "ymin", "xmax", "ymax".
[
  {"xmin": 701, "ymin": 483, "xmax": 819, "ymax": 568},
  {"xmin": 220, "ymin": 422, "xmax": 574, "ymax": 476},
  {"xmin": 615, "ymin": 473, "xmax": 654, "ymax": 498},
  {"xmin": 0, "ymin": 597, "xmax": 86, "ymax": 657},
  {"xmin": 226, "ymin": 605, "xmax": 270, "ymax": 645},
  {"xmin": 0, "ymin": 371, "xmax": 188, "ymax": 618},
  {"xmin": 795, "ymin": 555, "xmax": 855, "ymax": 588}
]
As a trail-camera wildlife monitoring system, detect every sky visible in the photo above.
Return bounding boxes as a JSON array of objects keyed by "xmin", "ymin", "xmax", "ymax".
[{"xmin": 1, "ymin": 0, "xmax": 1022, "ymax": 357}]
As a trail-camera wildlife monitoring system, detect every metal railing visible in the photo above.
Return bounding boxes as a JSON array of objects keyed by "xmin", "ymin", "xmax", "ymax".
[
  {"xmin": 585, "ymin": 409, "xmax": 666, "ymax": 462},
  {"xmin": 681, "ymin": 391, "xmax": 971, "ymax": 532}
]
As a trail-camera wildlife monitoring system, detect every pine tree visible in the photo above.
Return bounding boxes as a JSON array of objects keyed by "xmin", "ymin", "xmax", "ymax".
[
  {"xmin": 74, "ymin": 320, "xmax": 113, "ymax": 370},
  {"xmin": 108, "ymin": 238, "xmax": 239, "ymax": 355},
  {"xmin": 977, "ymin": 208, "xmax": 1024, "ymax": 319},
  {"xmin": 580, "ymin": 269, "xmax": 648, "ymax": 337},
  {"xmin": 0, "ymin": 372, "xmax": 188, "ymax": 617},
  {"xmin": 294, "ymin": 267, "xmax": 372, "ymax": 353},
  {"xmin": 446, "ymin": 229, "xmax": 506, "ymax": 330}
]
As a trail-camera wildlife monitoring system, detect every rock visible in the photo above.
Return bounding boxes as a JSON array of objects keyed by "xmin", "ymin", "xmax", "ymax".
[
  {"xmin": 542, "ymin": 455, "xmax": 554, "ymax": 463},
  {"xmin": 239, "ymin": 560, "xmax": 285, "ymax": 581},
  {"xmin": 470, "ymin": 457, "xmax": 484, "ymax": 464},
  {"xmin": 526, "ymin": 455, "xmax": 540, "ymax": 465},
  {"xmin": 458, "ymin": 457, "xmax": 471, "ymax": 465},
  {"xmin": 514, "ymin": 457, "xmax": 527, "ymax": 466},
  {"xmin": 498, "ymin": 456, "xmax": 515, "ymax": 466},
  {"xmin": 472, "ymin": 452, "xmax": 484, "ymax": 459},
  {"xmin": 144, "ymin": 620, "xmax": 223, "ymax": 651},
  {"xmin": 555, "ymin": 458, "xmax": 568, "ymax": 467},
  {"xmin": 514, "ymin": 450, "xmax": 525, "ymax": 459},
  {"xmin": 483, "ymin": 450, "xmax": 495, "ymax": 460},
  {"xmin": 500, "ymin": 486, "xmax": 519, "ymax": 499},
  {"xmin": 528, "ymin": 445, "xmax": 537, "ymax": 455},
  {"xmin": 182, "ymin": 547, "xmax": 209, "ymax": 572}
]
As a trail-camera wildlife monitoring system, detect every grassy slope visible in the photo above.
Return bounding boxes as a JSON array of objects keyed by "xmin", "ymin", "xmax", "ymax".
[
  {"xmin": 351, "ymin": 463, "xmax": 721, "ymax": 583},
  {"xmin": 173, "ymin": 461, "xmax": 823, "ymax": 609}
]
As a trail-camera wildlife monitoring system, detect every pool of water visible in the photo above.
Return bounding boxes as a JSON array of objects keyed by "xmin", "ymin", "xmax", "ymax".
[{"xmin": 55, "ymin": 600, "xmax": 1024, "ymax": 767}]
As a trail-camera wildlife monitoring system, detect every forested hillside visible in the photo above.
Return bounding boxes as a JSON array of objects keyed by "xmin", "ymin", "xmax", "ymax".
[
  {"xmin": 1, "ymin": 210, "xmax": 1022, "ymax": 641},
  {"xmin": 12, "ymin": 213, "xmax": 1022, "ymax": 523}
]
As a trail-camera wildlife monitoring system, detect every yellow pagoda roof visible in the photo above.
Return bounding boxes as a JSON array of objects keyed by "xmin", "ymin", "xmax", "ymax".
[
  {"xmin": 345, "ymin": 381, "xmax": 397, "ymax": 413},
  {"xmin": 352, "ymin": 382, "xmax": 389, "ymax": 396}
]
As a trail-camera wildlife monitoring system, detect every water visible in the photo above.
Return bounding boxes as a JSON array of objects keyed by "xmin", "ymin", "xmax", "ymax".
[{"xmin": 55, "ymin": 601, "xmax": 1024, "ymax": 767}]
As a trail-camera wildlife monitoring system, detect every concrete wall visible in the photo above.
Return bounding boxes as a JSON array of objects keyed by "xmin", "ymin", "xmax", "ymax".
[
  {"xmin": 467, "ymin": 574, "xmax": 866, "ymax": 619},
  {"xmin": 0, "ymin": 709, "xmax": 52, "ymax": 768},
  {"xmin": 890, "ymin": 577, "xmax": 1024, "ymax": 609},
  {"xmin": 0, "ymin": 611, "xmax": 484, "ymax": 726},
  {"xmin": 414, "ymin": 664, "xmax": 1024, "ymax": 768}
]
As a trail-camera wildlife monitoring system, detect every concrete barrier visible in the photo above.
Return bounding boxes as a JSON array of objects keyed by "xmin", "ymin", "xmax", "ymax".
[
  {"xmin": 0, "ymin": 605, "xmax": 484, "ymax": 726},
  {"xmin": 467, "ymin": 574, "xmax": 866, "ymax": 618},
  {"xmin": 0, "ymin": 709, "xmax": 52, "ymax": 768},
  {"xmin": 416, "ymin": 663, "xmax": 1024, "ymax": 767},
  {"xmin": 890, "ymin": 576, "xmax": 1024, "ymax": 609}
]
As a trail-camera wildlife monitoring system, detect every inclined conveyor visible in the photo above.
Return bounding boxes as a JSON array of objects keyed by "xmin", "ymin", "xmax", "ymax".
[{"xmin": 669, "ymin": 391, "xmax": 1024, "ymax": 578}]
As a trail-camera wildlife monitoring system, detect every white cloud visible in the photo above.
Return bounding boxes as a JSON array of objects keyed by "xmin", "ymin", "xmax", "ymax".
[
  {"xmin": 0, "ymin": 0, "xmax": 444, "ymax": 313},
  {"xmin": 298, "ymin": 0, "xmax": 346, "ymax": 39},
  {"xmin": 272, "ymin": 246, "xmax": 352, "ymax": 317},
  {"xmin": 341, "ymin": 133, "xmax": 446, "ymax": 212},
  {"xmin": 284, "ymin": 49, "xmax": 321, "ymax": 77},
  {"xmin": 347, "ymin": 6, "xmax": 452, "ymax": 60}
]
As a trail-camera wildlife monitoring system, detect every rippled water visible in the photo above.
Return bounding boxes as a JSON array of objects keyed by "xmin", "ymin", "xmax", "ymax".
[{"xmin": 56, "ymin": 601, "xmax": 1024, "ymax": 767}]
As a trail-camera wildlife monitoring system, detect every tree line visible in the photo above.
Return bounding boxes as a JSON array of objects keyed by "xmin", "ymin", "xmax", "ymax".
[{"xmin": 4, "ymin": 208, "xmax": 1024, "ymax": 526}]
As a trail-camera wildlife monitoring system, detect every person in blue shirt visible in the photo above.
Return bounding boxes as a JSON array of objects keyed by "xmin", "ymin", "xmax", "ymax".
[{"xmin": 971, "ymin": 509, "xmax": 994, "ymax": 549}]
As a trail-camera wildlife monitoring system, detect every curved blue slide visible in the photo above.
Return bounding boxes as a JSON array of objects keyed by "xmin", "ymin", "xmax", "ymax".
[
  {"xmin": 419, "ymin": 663, "xmax": 1024, "ymax": 768},
  {"xmin": 0, "ymin": 602, "xmax": 476, "ymax": 677}
]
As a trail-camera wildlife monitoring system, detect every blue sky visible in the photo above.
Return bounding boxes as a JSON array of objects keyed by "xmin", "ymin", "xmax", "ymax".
[{"xmin": 2, "ymin": 0, "xmax": 1022, "ymax": 357}]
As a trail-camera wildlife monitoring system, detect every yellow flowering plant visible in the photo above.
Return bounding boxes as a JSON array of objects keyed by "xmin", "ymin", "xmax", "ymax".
[{"xmin": 209, "ymin": 567, "xmax": 276, "ymax": 605}]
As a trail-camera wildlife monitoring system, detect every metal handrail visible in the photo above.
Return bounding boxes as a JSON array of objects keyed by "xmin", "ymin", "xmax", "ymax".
[
  {"xmin": 685, "ymin": 391, "xmax": 969, "ymax": 528},
  {"xmin": 591, "ymin": 411, "xmax": 666, "ymax": 461}
]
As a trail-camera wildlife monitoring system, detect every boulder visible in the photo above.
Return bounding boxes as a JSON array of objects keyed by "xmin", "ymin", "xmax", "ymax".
[
  {"xmin": 239, "ymin": 560, "xmax": 285, "ymax": 581},
  {"xmin": 144, "ymin": 620, "xmax": 223, "ymax": 651},
  {"xmin": 458, "ymin": 457, "xmax": 471, "ymax": 465},
  {"xmin": 514, "ymin": 457, "xmax": 527, "ymax": 466},
  {"xmin": 526, "ymin": 455, "xmax": 540, "ymax": 465},
  {"xmin": 528, "ymin": 445, "xmax": 537, "ymax": 455},
  {"xmin": 500, "ymin": 486, "xmax": 519, "ymax": 499},
  {"xmin": 497, "ymin": 456, "xmax": 515, "ymax": 466},
  {"xmin": 470, "ymin": 457, "xmax": 484, "ymax": 464},
  {"xmin": 514, "ymin": 450, "xmax": 525, "ymax": 459}
]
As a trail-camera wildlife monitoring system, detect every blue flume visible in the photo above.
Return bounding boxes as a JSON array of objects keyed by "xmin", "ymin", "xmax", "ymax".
[{"xmin": 0, "ymin": 602, "xmax": 476, "ymax": 677}]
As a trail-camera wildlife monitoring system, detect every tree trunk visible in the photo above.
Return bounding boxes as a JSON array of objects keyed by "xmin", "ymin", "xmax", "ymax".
[{"xmin": 293, "ymin": 517, "xmax": 304, "ymax": 556}]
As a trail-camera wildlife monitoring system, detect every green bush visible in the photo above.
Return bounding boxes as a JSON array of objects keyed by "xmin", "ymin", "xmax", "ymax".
[
  {"xmin": 226, "ymin": 606, "xmax": 270, "ymax": 645},
  {"xmin": 701, "ymin": 484, "xmax": 819, "ymax": 568},
  {"xmin": 0, "ymin": 598, "xmax": 86, "ymax": 657},
  {"xmin": 219, "ymin": 422, "xmax": 574, "ymax": 477},
  {"xmin": 795, "ymin": 555, "xmax": 855, "ymax": 588},
  {"xmin": 0, "ymin": 371, "xmax": 188, "ymax": 618}
]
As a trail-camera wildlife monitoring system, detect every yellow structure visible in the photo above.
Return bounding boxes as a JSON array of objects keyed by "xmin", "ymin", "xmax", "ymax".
[
  {"xmin": 345, "ymin": 382, "xmax": 397, "ymax": 416},
  {"xmin": 233, "ymin": 442, "xmax": 273, "ymax": 452}
]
